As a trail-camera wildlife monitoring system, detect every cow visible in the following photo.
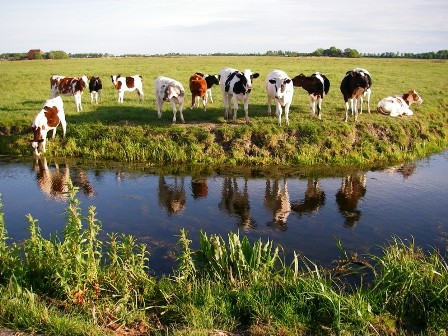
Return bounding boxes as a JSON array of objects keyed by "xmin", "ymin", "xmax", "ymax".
[
  {"xmin": 50, "ymin": 75, "xmax": 88, "ymax": 112},
  {"xmin": 265, "ymin": 69, "xmax": 294, "ymax": 126},
  {"xmin": 189, "ymin": 74, "xmax": 208, "ymax": 111},
  {"xmin": 194, "ymin": 72, "xmax": 220, "ymax": 104},
  {"xmin": 219, "ymin": 67, "xmax": 259, "ymax": 123},
  {"xmin": 291, "ymin": 72, "xmax": 330, "ymax": 120},
  {"xmin": 352, "ymin": 68, "xmax": 372, "ymax": 114},
  {"xmin": 111, "ymin": 75, "xmax": 144, "ymax": 103},
  {"xmin": 89, "ymin": 76, "xmax": 102, "ymax": 104},
  {"xmin": 30, "ymin": 96, "xmax": 67, "ymax": 156},
  {"xmin": 340, "ymin": 69, "xmax": 371, "ymax": 122},
  {"xmin": 376, "ymin": 90, "xmax": 423, "ymax": 117},
  {"xmin": 154, "ymin": 76, "xmax": 186, "ymax": 123}
]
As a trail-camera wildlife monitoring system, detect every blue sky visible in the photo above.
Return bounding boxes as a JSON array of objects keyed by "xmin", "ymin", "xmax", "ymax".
[{"xmin": 1, "ymin": 0, "xmax": 446, "ymax": 55}]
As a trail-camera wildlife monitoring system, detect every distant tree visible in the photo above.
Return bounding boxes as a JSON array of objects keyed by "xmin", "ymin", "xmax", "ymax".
[
  {"xmin": 47, "ymin": 50, "xmax": 69, "ymax": 59},
  {"xmin": 343, "ymin": 48, "xmax": 361, "ymax": 58},
  {"xmin": 312, "ymin": 48, "xmax": 324, "ymax": 56}
]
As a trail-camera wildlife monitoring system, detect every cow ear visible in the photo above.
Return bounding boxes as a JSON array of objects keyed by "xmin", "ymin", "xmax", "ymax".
[
  {"xmin": 252, "ymin": 73, "xmax": 260, "ymax": 79},
  {"xmin": 236, "ymin": 73, "xmax": 244, "ymax": 78},
  {"xmin": 269, "ymin": 79, "xmax": 276, "ymax": 84},
  {"xmin": 285, "ymin": 79, "xmax": 291, "ymax": 84}
]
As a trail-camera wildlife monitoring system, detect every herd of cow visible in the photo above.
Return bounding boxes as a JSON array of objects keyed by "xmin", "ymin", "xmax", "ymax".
[{"xmin": 30, "ymin": 67, "xmax": 423, "ymax": 156}]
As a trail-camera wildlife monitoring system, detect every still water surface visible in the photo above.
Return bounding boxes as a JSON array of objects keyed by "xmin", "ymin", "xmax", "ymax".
[{"xmin": 1, "ymin": 151, "xmax": 447, "ymax": 275}]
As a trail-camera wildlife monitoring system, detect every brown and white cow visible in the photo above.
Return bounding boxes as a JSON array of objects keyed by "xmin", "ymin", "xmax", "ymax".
[
  {"xmin": 33, "ymin": 157, "xmax": 70, "ymax": 201},
  {"xmin": 377, "ymin": 90, "xmax": 423, "ymax": 117},
  {"xmin": 194, "ymin": 72, "xmax": 220, "ymax": 104},
  {"xmin": 50, "ymin": 75, "xmax": 88, "ymax": 112},
  {"xmin": 111, "ymin": 75, "xmax": 144, "ymax": 103},
  {"xmin": 189, "ymin": 73, "xmax": 208, "ymax": 111},
  {"xmin": 30, "ymin": 96, "xmax": 67, "ymax": 156}
]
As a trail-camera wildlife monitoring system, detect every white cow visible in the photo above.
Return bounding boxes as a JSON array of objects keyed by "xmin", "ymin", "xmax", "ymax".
[
  {"xmin": 265, "ymin": 70, "xmax": 294, "ymax": 126},
  {"xmin": 30, "ymin": 96, "xmax": 67, "ymax": 156},
  {"xmin": 377, "ymin": 90, "xmax": 423, "ymax": 117},
  {"xmin": 154, "ymin": 76, "xmax": 186, "ymax": 123},
  {"xmin": 111, "ymin": 75, "xmax": 144, "ymax": 103},
  {"xmin": 219, "ymin": 67, "xmax": 259, "ymax": 123}
]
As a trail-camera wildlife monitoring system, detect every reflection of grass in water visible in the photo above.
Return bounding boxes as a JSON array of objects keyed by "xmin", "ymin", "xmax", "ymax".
[
  {"xmin": 0, "ymin": 187, "xmax": 447, "ymax": 335},
  {"xmin": 1, "ymin": 57, "xmax": 447, "ymax": 166}
]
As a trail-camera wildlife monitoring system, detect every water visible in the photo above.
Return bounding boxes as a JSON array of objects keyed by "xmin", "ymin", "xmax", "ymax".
[{"xmin": 1, "ymin": 151, "xmax": 447, "ymax": 275}]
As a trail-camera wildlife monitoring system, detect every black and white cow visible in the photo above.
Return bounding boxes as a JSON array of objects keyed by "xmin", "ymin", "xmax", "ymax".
[
  {"xmin": 88, "ymin": 76, "xmax": 102, "ymax": 104},
  {"xmin": 352, "ymin": 68, "xmax": 372, "ymax": 114},
  {"xmin": 291, "ymin": 72, "xmax": 330, "ymax": 120},
  {"xmin": 219, "ymin": 68, "xmax": 259, "ymax": 123},
  {"xmin": 340, "ymin": 69, "xmax": 371, "ymax": 122},
  {"xmin": 194, "ymin": 72, "xmax": 220, "ymax": 104}
]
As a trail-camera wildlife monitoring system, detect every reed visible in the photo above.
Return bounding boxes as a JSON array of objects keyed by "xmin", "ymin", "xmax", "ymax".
[{"xmin": 0, "ymin": 191, "xmax": 447, "ymax": 334}]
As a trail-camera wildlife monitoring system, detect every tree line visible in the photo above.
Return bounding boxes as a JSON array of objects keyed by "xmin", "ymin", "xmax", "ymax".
[{"xmin": 1, "ymin": 47, "xmax": 447, "ymax": 60}]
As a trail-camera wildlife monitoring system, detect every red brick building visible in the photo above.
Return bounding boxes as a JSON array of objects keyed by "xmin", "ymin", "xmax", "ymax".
[{"xmin": 27, "ymin": 49, "xmax": 43, "ymax": 60}]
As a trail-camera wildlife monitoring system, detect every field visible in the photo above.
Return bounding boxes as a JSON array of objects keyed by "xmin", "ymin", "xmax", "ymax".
[{"xmin": 0, "ymin": 56, "xmax": 448, "ymax": 166}]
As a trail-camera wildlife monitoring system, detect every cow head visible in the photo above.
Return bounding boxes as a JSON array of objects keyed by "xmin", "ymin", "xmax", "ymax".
[
  {"xmin": 291, "ymin": 73, "xmax": 306, "ymax": 87},
  {"xmin": 89, "ymin": 76, "xmax": 102, "ymax": 91},
  {"xmin": 269, "ymin": 77, "xmax": 292, "ymax": 99},
  {"xmin": 243, "ymin": 69, "xmax": 259, "ymax": 92},
  {"xmin": 406, "ymin": 90, "xmax": 423, "ymax": 105},
  {"xmin": 30, "ymin": 125, "xmax": 45, "ymax": 156},
  {"xmin": 163, "ymin": 84, "xmax": 185, "ymax": 104},
  {"xmin": 208, "ymin": 74, "xmax": 220, "ymax": 86}
]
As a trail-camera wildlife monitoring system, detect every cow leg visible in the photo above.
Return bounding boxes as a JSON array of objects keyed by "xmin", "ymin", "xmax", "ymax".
[
  {"xmin": 276, "ymin": 101, "xmax": 283, "ymax": 126},
  {"xmin": 179, "ymin": 100, "xmax": 185, "ymax": 123},
  {"xmin": 344, "ymin": 101, "xmax": 350, "ymax": 122},
  {"xmin": 222, "ymin": 93, "xmax": 230, "ymax": 120},
  {"xmin": 352, "ymin": 98, "xmax": 359, "ymax": 122},
  {"xmin": 118, "ymin": 91, "xmax": 123, "ymax": 103},
  {"xmin": 202, "ymin": 95, "xmax": 207, "ymax": 111},
  {"xmin": 208, "ymin": 89, "xmax": 214, "ymax": 103},
  {"xmin": 267, "ymin": 96, "xmax": 272, "ymax": 116},
  {"xmin": 317, "ymin": 96, "xmax": 323, "ymax": 120},
  {"xmin": 284, "ymin": 102, "xmax": 291, "ymax": 126},
  {"xmin": 232, "ymin": 96, "xmax": 239, "ymax": 122},
  {"xmin": 243, "ymin": 98, "xmax": 250, "ymax": 124},
  {"xmin": 191, "ymin": 95, "xmax": 196, "ymax": 109},
  {"xmin": 156, "ymin": 97, "xmax": 163, "ymax": 118},
  {"xmin": 365, "ymin": 89, "xmax": 371, "ymax": 114},
  {"xmin": 90, "ymin": 92, "xmax": 94, "ymax": 104},
  {"xmin": 74, "ymin": 95, "xmax": 81, "ymax": 112},
  {"xmin": 98, "ymin": 89, "xmax": 102, "ymax": 103}
]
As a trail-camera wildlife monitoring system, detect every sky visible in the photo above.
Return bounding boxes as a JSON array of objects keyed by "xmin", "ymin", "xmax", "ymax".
[{"xmin": 1, "ymin": 0, "xmax": 447, "ymax": 55}]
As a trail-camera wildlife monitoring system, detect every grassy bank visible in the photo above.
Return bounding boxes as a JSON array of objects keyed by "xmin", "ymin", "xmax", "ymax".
[
  {"xmin": 1, "ymin": 57, "xmax": 447, "ymax": 167},
  {"xmin": 0, "ymin": 188, "xmax": 447, "ymax": 335}
]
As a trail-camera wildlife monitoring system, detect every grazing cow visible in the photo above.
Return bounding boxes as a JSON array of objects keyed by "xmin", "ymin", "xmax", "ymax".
[
  {"xmin": 219, "ymin": 67, "xmax": 259, "ymax": 123},
  {"xmin": 33, "ymin": 158, "xmax": 70, "ymax": 201},
  {"xmin": 30, "ymin": 96, "xmax": 67, "ymax": 156},
  {"xmin": 194, "ymin": 72, "xmax": 220, "ymax": 104},
  {"xmin": 340, "ymin": 69, "xmax": 371, "ymax": 122},
  {"xmin": 50, "ymin": 75, "xmax": 88, "ymax": 112},
  {"xmin": 189, "ymin": 74, "xmax": 208, "ymax": 111},
  {"xmin": 265, "ymin": 70, "xmax": 294, "ymax": 126},
  {"xmin": 111, "ymin": 75, "xmax": 144, "ymax": 103},
  {"xmin": 291, "ymin": 72, "xmax": 330, "ymax": 120},
  {"xmin": 88, "ymin": 76, "xmax": 102, "ymax": 104},
  {"xmin": 377, "ymin": 90, "xmax": 423, "ymax": 117},
  {"xmin": 154, "ymin": 76, "xmax": 186, "ymax": 123}
]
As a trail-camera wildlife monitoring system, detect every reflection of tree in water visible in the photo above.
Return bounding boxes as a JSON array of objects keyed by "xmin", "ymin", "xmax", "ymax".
[
  {"xmin": 158, "ymin": 176, "xmax": 186, "ymax": 215},
  {"xmin": 190, "ymin": 178, "xmax": 208, "ymax": 199},
  {"xmin": 335, "ymin": 174, "xmax": 366, "ymax": 227},
  {"xmin": 219, "ymin": 177, "xmax": 256, "ymax": 231},
  {"xmin": 291, "ymin": 178, "xmax": 326, "ymax": 216},
  {"xmin": 264, "ymin": 178, "xmax": 291, "ymax": 231},
  {"xmin": 33, "ymin": 157, "xmax": 70, "ymax": 201}
]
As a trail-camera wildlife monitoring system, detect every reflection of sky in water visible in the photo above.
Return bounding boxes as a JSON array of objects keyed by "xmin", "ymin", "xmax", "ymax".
[{"xmin": 0, "ymin": 151, "xmax": 447, "ymax": 276}]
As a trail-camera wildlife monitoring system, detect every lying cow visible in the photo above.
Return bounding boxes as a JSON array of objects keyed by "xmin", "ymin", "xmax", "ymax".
[
  {"xmin": 219, "ymin": 67, "xmax": 259, "ymax": 123},
  {"xmin": 189, "ymin": 74, "xmax": 208, "ymax": 111},
  {"xmin": 265, "ymin": 69, "xmax": 294, "ymax": 126},
  {"xmin": 292, "ymin": 72, "xmax": 330, "ymax": 120},
  {"xmin": 340, "ymin": 69, "xmax": 371, "ymax": 122},
  {"xmin": 30, "ymin": 96, "xmax": 67, "ymax": 156},
  {"xmin": 50, "ymin": 75, "xmax": 88, "ymax": 112},
  {"xmin": 89, "ymin": 76, "xmax": 102, "ymax": 104},
  {"xmin": 377, "ymin": 90, "xmax": 423, "ymax": 117},
  {"xmin": 194, "ymin": 72, "xmax": 220, "ymax": 104},
  {"xmin": 111, "ymin": 75, "xmax": 144, "ymax": 103},
  {"xmin": 154, "ymin": 76, "xmax": 186, "ymax": 123}
]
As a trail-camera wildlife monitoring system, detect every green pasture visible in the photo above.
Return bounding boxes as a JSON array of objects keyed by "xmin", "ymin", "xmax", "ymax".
[{"xmin": 0, "ymin": 56, "xmax": 447, "ymax": 166}]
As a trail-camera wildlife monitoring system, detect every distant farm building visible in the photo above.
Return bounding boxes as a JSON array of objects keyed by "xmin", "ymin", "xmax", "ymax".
[{"xmin": 27, "ymin": 49, "xmax": 43, "ymax": 60}]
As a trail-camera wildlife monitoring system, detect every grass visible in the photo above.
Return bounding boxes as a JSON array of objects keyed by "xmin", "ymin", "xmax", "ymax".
[
  {"xmin": 0, "ymin": 188, "xmax": 447, "ymax": 335},
  {"xmin": 0, "ymin": 56, "xmax": 447, "ymax": 167}
]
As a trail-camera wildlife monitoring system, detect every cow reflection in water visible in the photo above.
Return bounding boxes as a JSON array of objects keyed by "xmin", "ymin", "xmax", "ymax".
[
  {"xmin": 71, "ymin": 169, "xmax": 95, "ymax": 197},
  {"xmin": 33, "ymin": 157, "xmax": 70, "ymax": 200},
  {"xmin": 191, "ymin": 178, "xmax": 208, "ymax": 199},
  {"xmin": 335, "ymin": 174, "xmax": 366, "ymax": 227},
  {"xmin": 291, "ymin": 178, "xmax": 326, "ymax": 216},
  {"xmin": 383, "ymin": 163, "xmax": 417, "ymax": 179},
  {"xmin": 264, "ymin": 178, "xmax": 291, "ymax": 230},
  {"xmin": 158, "ymin": 176, "xmax": 186, "ymax": 215},
  {"xmin": 219, "ymin": 177, "xmax": 256, "ymax": 230}
]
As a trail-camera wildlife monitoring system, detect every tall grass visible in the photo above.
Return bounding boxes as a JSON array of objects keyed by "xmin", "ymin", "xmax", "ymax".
[{"xmin": 0, "ymin": 191, "xmax": 447, "ymax": 335}]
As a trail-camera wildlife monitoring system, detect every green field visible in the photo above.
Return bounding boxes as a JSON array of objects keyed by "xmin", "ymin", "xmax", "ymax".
[{"xmin": 1, "ymin": 56, "xmax": 447, "ymax": 166}]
